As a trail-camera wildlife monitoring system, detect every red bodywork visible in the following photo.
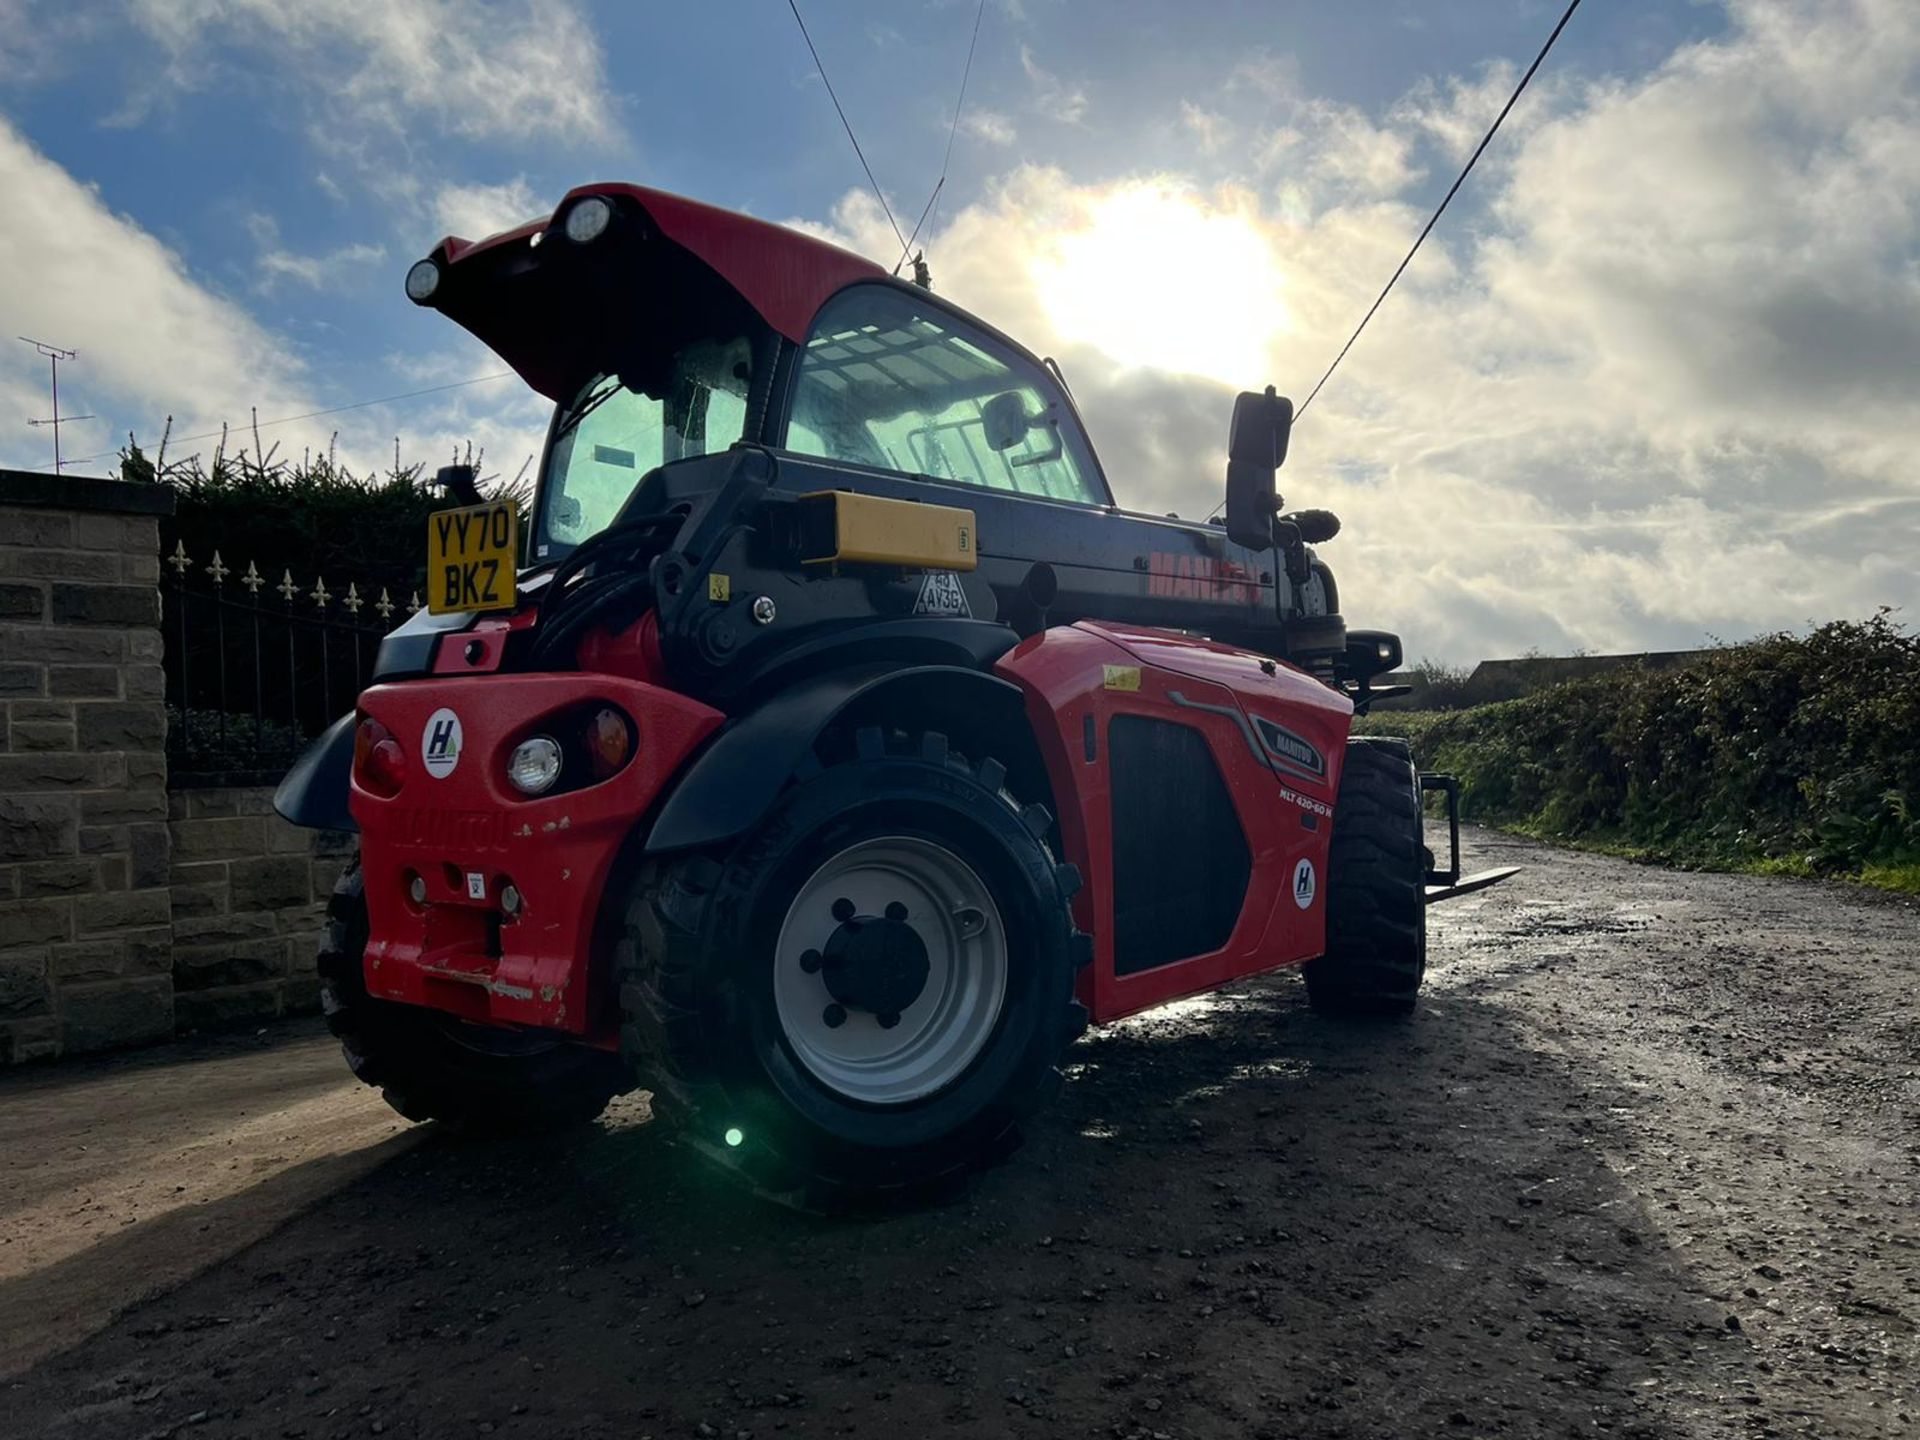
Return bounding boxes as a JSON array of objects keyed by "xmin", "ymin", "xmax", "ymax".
[
  {"xmin": 996, "ymin": 623, "xmax": 1352, "ymax": 1024},
  {"xmin": 350, "ymin": 672, "xmax": 721, "ymax": 1045},
  {"xmin": 350, "ymin": 620, "xmax": 1350, "ymax": 1042}
]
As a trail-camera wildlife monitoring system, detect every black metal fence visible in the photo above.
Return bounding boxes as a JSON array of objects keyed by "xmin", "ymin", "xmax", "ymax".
[{"xmin": 162, "ymin": 541, "xmax": 410, "ymax": 779}]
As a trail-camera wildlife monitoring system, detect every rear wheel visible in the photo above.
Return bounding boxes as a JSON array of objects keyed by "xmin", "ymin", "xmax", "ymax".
[
  {"xmin": 317, "ymin": 861, "xmax": 632, "ymax": 1130},
  {"xmin": 617, "ymin": 727, "xmax": 1087, "ymax": 1208},
  {"xmin": 1305, "ymin": 737, "xmax": 1427, "ymax": 1016}
]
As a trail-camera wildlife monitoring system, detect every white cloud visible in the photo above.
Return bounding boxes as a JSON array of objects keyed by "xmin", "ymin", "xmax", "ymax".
[
  {"xmin": 960, "ymin": 109, "xmax": 1018, "ymax": 146},
  {"xmin": 1020, "ymin": 44, "xmax": 1089, "ymax": 125},
  {"xmin": 432, "ymin": 178, "xmax": 544, "ymax": 242},
  {"xmin": 246, "ymin": 213, "xmax": 385, "ymax": 293},
  {"xmin": 1180, "ymin": 102, "xmax": 1232, "ymax": 156},
  {"xmin": 120, "ymin": 0, "xmax": 618, "ymax": 149},
  {"xmin": 806, "ymin": 0, "xmax": 1920, "ymax": 661}
]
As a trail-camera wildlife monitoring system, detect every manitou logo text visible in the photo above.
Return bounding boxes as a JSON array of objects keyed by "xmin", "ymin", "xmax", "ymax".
[
  {"xmin": 1146, "ymin": 552, "xmax": 1259, "ymax": 603},
  {"xmin": 421, "ymin": 708, "xmax": 463, "ymax": 779}
]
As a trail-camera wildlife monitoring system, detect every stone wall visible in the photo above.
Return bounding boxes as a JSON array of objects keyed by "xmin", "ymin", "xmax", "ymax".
[
  {"xmin": 1, "ymin": 472, "xmax": 175, "ymax": 1062},
  {"xmin": 168, "ymin": 784, "xmax": 351, "ymax": 1031}
]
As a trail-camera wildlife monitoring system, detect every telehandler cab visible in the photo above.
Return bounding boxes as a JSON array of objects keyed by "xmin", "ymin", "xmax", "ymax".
[{"xmin": 276, "ymin": 184, "xmax": 1515, "ymax": 1206}]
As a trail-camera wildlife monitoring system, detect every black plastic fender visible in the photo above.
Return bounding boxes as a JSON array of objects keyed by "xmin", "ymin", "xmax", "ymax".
[
  {"xmin": 272, "ymin": 711, "xmax": 358, "ymax": 832},
  {"xmin": 644, "ymin": 663, "xmax": 1027, "ymax": 855}
]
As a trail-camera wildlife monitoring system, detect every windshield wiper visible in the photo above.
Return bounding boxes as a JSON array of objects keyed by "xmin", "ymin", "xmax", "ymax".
[{"xmin": 552, "ymin": 378, "xmax": 623, "ymax": 442}]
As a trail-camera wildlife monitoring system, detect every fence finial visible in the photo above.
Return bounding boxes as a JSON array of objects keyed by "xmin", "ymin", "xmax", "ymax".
[
  {"xmin": 167, "ymin": 540, "xmax": 192, "ymax": 576},
  {"xmin": 206, "ymin": 550, "xmax": 229, "ymax": 586},
  {"xmin": 311, "ymin": 576, "xmax": 331, "ymax": 609},
  {"xmin": 376, "ymin": 587, "xmax": 394, "ymax": 620},
  {"xmin": 242, "ymin": 561, "xmax": 263, "ymax": 594},
  {"xmin": 277, "ymin": 569, "xmax": 298, "ymax": 602},
  {"xmin": 409, "ymin": 590, "xmax": 421, "ymax": 612},
  {"xmin": 344, "ymin": 582, "xmax": 363, "ymax": 615}
]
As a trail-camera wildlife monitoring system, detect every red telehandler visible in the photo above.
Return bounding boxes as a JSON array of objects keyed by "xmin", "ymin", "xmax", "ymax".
[{"xmin": 275, "ymin": 184, "xmax": 1515, "ymax": 1206}]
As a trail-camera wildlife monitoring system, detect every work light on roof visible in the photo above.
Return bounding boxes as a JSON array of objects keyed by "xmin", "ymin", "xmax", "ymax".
[
  {"xmin": 404, "ymin": 259, "xmax": 441, "ymax": 304},
  {"xmin": 564, "ymin": 196, "xmax": 613, "ymax": 244}
]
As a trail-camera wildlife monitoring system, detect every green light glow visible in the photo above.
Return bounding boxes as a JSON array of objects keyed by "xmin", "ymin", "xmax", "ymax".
[{"xmin": 724, "ymin": 1127, "xmax": 744, "ymax": 1148}]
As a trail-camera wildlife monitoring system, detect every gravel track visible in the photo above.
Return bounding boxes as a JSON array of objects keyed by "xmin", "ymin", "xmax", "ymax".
[{"xmin": 2, "ymin": 828, "xmax": 1915, "ymax": 1439}]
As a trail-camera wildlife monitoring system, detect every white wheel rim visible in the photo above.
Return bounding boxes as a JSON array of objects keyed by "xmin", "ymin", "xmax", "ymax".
[{"xmin": 773, "ymin": 835, "xmax": 1008, "ymax": 1105}]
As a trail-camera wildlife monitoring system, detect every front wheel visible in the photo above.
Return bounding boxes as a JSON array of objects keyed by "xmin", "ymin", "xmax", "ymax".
[{"xmin": 618, "ymin": 728, "xmax": 1087, "ymax": 1207}]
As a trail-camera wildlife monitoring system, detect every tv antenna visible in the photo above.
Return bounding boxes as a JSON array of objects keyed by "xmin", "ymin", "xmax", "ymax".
[{"xmin": 19, "ymin": 337, "xmax": 94, "ymax": 473}]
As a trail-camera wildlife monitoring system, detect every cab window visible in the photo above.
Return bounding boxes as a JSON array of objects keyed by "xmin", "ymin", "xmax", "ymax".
[{"xmin": 786, "ymin": 286, "xmax": 1107, "ymax": 506}]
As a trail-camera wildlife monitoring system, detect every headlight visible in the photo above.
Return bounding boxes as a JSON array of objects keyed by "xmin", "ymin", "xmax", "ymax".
[
  {"xmin": 564, "ymin": 196, "xmax": 613, "ymax": 244},
  {"xmin": 404, "ymin": 258, "xmax": 441, "ymax": 303},
  {"xmin": 507, "ymin": 735, "xmax": 563, "ymax": 794}
]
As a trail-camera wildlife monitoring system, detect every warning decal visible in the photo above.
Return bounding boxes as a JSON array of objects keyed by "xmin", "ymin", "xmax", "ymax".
[{"xmin": 1292, "ymin": 857, "xmax": 1317, "ymax": 910}]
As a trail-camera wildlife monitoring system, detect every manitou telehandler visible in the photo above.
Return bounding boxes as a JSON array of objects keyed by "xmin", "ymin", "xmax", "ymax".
[{"xmin": 276, "ymin": 183, "xmax": 1514, "ymax": 1206}]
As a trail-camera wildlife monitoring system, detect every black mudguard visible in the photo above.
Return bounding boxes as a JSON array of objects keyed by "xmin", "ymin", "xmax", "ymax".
[
  {"xmin": 273, "ymin": 711, "xmax": 358, "ymax": 832},
  {"xmin": 644, "ymin": 663, "xmax": 1026, "ymax": 855}
]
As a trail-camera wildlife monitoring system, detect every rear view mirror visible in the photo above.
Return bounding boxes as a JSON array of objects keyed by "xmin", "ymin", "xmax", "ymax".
[
  {"xmin": 1223, "ymin": 386, "xmax": 1293, "ymax": 549},
  {"xmin": 981, "ymin": 391, "xmax": 1031, "ymax": 452}
]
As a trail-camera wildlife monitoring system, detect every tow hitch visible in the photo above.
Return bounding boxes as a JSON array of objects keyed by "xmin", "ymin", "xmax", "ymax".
[{"xmin": 1420, "ymin": 773, "xmax": 1520, "ymax": 904}]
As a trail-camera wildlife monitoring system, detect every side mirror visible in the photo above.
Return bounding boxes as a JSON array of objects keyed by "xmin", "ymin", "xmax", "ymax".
[
  {"xmin": 436, "ymin": 463, "xmax": 483, "ymax": 507},
  {"xmin": 1223, "ymin": 386, "xmax": 1293, "ymax": 550},
  {"xmin": 981, "ymin": 391, "xmax": 1030, "ymax": 452}
]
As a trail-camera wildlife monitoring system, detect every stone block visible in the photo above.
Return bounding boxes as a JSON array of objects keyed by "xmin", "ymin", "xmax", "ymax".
[
  {"xmin": 0, "ymin": 663, "xmax": 43, "ymax": 697},
  {"xmin": 71, "ymin": 514, "xmax": 158, "ymax": 553},
  {"xmin": 0, "ymin": 547, "xmax": 117, "ymax": 581},
  {"xmin": 0, "ymin": 794, "xmax": 78, "ymax": 861},
  {"xmin": 121, "ymin": 553, "xmax": 161, "ymax": 584},
  {"xmin": 284, "ymin": 970, "xmax": 321, "ymax": 1013},
  {"xmin": 174, "ymin": 940, "xmax": 284, "ymax": 990},
  {"xmin": 230, "ymin": 855, "xmax": 312, "ymax": 910},
  {"xmin": 98, "ymin": 854, "xmax": 129, "ymax": 890},
  {"xmin": 47, "ymin": 665, "xmax": 121, "ymax": 698},
  {"xmin": 0, "ymin": 753, "xmax": 108, "ymax": 791},
  {"xmin": 0, "ymin": 951, "xmax": 50, "ymax": 1016},
  {"xmin": 188, "ymin": 788, "xmax": 277, "ymax": 818},
  {"xmin": 170, "ymin": 883, "xmax": 227, "ymax": 919},
  {"xmin": 76, "ymin": 701, "xmax": 166, "ymax": 752},
  {"xmin": 0, "ymin": 1017, "xmax": 61, "ymax": 1064},
  {"xmin": 125, "ymin": 752, "xmax": 166, "ymax": 788},
  {"xmin": 0, "ymin": 866, "xmax": 15, "ymax": 900},
  {"xmin": 9, "ymin": 721, "xmax": 75, "ymax": 752},
  {"xmin": 61, "ymin": 976, "xmax": 172, "ymax": 1052},
  {"xmin": 50, "ymin": 937, "xmax": 128, "ymax": 983},
  {"xmin": 2, "ymin": 626, "xmax": 126, "ymax": 664},
  {"xmin": 173, "ymin": 910, "xmax": 280, "ymax": 945},
  {"xmin": 311, "ymin": 856, "xmax": 347, "ymax": 899},
  {"xmin": 51, "ymin": 582, "xmax": 160, "ymax": 628},
  {"xmin": 74, "ymin": 888, "xmax": 170, "ymax": 935},
  {"xmin": 0, "ymin": 581, "xmax": 45, "ymax": 619},
  {"xmin": 9, "ymin": 699, "xmax": 71, "ymax": 724},
  {"xmin": 0, "ymin": 511, "xmax": 71, "ymax": 547},
  {"xmin": 169, "ymin": 814, "xmax": 267, "ymax": 859},
  {"xmin": 129, "ymin": 822, "xmax": 171, "ymax": 888},
  {"xmin": 77, "ymin": 824, "xmax": 128, "ymax": 855},
  {"xmin": 169, "ymin": 859, "xmax": 231, "ymax": 887},
  {"xmin": 124, "ymin": 664, "xmax": 165, "ymax": 700},
  {"xmin": 124, "ymin": 926, "xmax": 172, "ymax": 975},
  {"xmin": 128, "ymin": 630, "xmax": 162, "ymax": 662},
  {"xmin": 18, "ymin": 859, "xmax": 97, "ymax": 897},
  {"xmin": 176, "ymin": 983, "xmax": 281, "ymax": 1031},
  {"xmin": 81, "ymin": 786, "xmax": 169, "ymax": 825},
  {"xmin": 0, "ymin": 898, "xmax": 70, "ymax": 946}
]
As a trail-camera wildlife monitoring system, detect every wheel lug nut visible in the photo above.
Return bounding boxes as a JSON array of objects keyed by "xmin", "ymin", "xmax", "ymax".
[
  {"xmin": 831, "ymin": 897, "xmax": 856, "ymax": 922},
  {"xmin": 884, "ymin": 901, "xmax": 908, "ymax": 922},
  {"xmin": 822, "ymin": 1003, "xmax": 847, "ymax": 1028},
  {"xmin": 877, "ymin": 1011, "xmax": 901, "ymax": 1029},
  {"xmin": 799, "ymin": 949, "xmax": 822, "ymax": 973}
]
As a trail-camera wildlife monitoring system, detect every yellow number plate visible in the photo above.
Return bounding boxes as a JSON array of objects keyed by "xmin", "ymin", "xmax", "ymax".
[{"xmin": 427, "ymin": 501, "xmax": 519, "ymax": 614}]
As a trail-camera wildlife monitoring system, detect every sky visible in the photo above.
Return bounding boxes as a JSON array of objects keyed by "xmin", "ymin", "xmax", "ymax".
[{"xmin": 1, "ymin": 0, "xmax": 1916, "ymax": 664}]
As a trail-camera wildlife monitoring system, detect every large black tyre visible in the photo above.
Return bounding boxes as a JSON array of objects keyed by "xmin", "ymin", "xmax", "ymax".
[
  {"xmin": 1304, "ymin": 737, "xmax": 1427, "ymax": 1017},
  {"xmin": 616, "ymin": 727, "xmax": 1088, "ymax": 1208},
  {"xmin": 318, "ymin": 860, "xmax": 633, "ymax": 1130}
]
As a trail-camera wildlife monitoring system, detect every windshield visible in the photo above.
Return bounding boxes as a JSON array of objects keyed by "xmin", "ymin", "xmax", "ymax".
[{"xmin": 532, "ymin": 334, "xmax": 754, "ymax": 560}]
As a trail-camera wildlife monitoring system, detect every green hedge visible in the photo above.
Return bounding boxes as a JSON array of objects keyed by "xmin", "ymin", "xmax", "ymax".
[{"xmin": 1355, "ymin": 616, "xmax": 1920, "ymax": 892}]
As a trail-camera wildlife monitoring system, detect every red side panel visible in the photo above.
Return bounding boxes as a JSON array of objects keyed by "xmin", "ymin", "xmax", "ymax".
[
  {"xmin": 996, "ymin": 623, "xmax": 1353, "ymax": 1025},
  {"xmin": 350, "ymin": 676, "xmax": 723, "ymax": 1043}
]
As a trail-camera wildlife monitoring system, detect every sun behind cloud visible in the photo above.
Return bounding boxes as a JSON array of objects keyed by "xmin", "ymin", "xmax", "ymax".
[{"xmin": 1031, "ymin": 181, "xmax": 1290, "ymax": 389}]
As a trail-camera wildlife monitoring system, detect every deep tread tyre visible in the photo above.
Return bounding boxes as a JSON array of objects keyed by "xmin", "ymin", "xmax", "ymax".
[
  {"xmin": 318, "ymin": 860, "xmax": 631, "ymax": 1131},
  {"xmin": 616, "ymin": 729, "xmax": 1085, "ymax": 1208},
  {"xmin": 1304, "ymin": 737, "xmax": 1427, "ymax": 1017}
]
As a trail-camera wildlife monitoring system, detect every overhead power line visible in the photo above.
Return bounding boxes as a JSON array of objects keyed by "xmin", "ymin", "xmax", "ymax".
[
  {"xmin": 1292, "ymin": 0, "xmax": 1584, "ymax": 422},
  {"xmin": 58, "ymin": 371, "xmax": 517, "ymax": 471},
  {"xmin": 894, "ymin": 0, "xmax": 988, "ymax": 276},
  {"xmin": 787, "ymin": 0, "xmax": 909, "ymax": 258}
]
